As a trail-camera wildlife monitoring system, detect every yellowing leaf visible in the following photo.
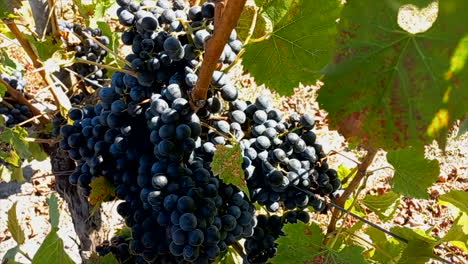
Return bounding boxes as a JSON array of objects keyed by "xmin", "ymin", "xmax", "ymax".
[
  {"xmin": 7, "ymin": 202, "xmax": 25, "ymax": 245},
  {"xmin": 89, "ymin": 177, "xmax": 116, "ymax": 205},
  {"xmin": 211, "ymin": 144, "xmax": 249, "ymax": 198}
]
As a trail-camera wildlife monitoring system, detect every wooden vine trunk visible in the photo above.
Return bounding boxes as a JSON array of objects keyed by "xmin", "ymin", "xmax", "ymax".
[{"xmin": 50, "ymin": 138, "xmax": 110, "ymax": 263}]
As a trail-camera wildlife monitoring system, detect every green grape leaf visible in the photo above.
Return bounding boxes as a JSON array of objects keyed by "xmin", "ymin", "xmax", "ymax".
[
  {"xmin": 94, "ymin": 0, "xmax": 113, "ymax": 21},
  {"xmin": 336, "ymin": 164, "xmax": 357, "ymax": 188},
  {"xmin": 0, "ymin": 164, "xmax": 13, "ymax": 182},
  {"xmin": 211, "ymin": 144, "xmax": 249, "ymax": 198},
  {"xmin": 2, "ymin": 246, "xmax": 23, "ymax": 264},
  {"xmin": 271, "ymin": 222, "xmax": 324, "ymax": 264},
  {"xmin": 387, "ymin": 147, "xmax": 439, "ymax": 198},
  {"xmin": 391, "ymin": 226, "xmax": 438, "ymax": 264},
  {"xmin": 442, "ymin": 213, "xmax": 468, "ymax": 252},
  {"xmin": 336, "ymin": 245, "xmax": 368, "ymax": 264},
  {"xmin": 242, "ymin": 0, "xmax": 341, "ymax": 95},
  {"xmin": 0, "ymin": 49, "xmax": 22, "ymax": 71},
  {"xmin": 89, "ymin": 177, "xmax": 116, "ymax": 206},
  {"xmin": 96, "ymin": 21, "xmax": 119, "ymax": 69},
  {"xmin": 217, "ymin": 246, "xmax": 243, "ymax": 264},
  {"xmin": 0, "ymin": 80, "xmax": 6, "ymax": 97},
  {"xmin": 1, "ymin": 148, "xmax": 21, "ymax": 167},
  {"xmin": 114, "ymin": 226, "xmax": 132, "ymax": 240},
  {"xmin": 257, "ymin": 0, "xmax": 296, "ymax": 25},
  {"xmin": 0, "ymin": 0, "xmax": 20, "ymax": 18},
  {"xmin": 87, "ymin": 252, "xmax": 119, "ymax": 264},
  {"xmin": 31, "ymin": 229, "xmax": 75, "ymax": 264},
  {"xmin": 28, "ymin": 142, "xmax": 48, "ymax": 162},
  {"xmin": 11, "ymin": 166, "xmax": 25, "ymax": 182},
  {"xmin": 366, "ymin": 226, "xmax": 404, "ymax": 263},
  {"xmin": 0, "ymin": 127, "xmax": 31, "ymax": 159},
  {"xmin": 7, "ymin": 202, "xmax": 25, "ymax": 245},
  {"xmin": 438, "ymin": 190, "xmax": 468, "ymax": 214},
  {"xmin": 23, "ymin": 35, "xmax": 62, "ymax": 62},
  {"xmin": 361, "ymin": 191, "xmax": 401, "ymax": 221},
  {"xmin": 318, "ymin": 0, "xmax": 468, "ymax": 150},
  {"xmin": 72, "ymin": 0, "xmax": 96, "ymax": 24},
  {"xmin": 47, "ymin": 193, "xmax": 60, "ymax": 229},
  {"xmin": 237, "ymin": 4, "xmax": 273, "ymax": 42}
]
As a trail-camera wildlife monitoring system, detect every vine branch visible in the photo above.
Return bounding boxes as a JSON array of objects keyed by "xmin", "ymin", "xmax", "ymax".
[
  {"xmin": 190, "ymin": 0, "xmax": 247, "ymax": 109},
  {"xmin": 2, "ymin": 18, "xmax": 71, "ymax": 112},
  {"xmin": 325, "ymin": 148, "xmax": 377, "ymax": 238}
]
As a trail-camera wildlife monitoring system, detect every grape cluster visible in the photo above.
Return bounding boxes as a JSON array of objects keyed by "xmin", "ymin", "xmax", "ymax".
[
  {"xmin": 245, "ymin": 210, "xmax": 310, "ymax": 263},
  {"xmin": 1, "ymin": 71, "xmax": 27, "ymax": 93},
  {"xmin": 0, "ymin": 103, "xmax": 33, "ymax": 127},
  {"xmin": 58, "ymin": 0, "xmax": 340, "ymax": 263},
  {"xmin": 96, "ymin": 236, "xmax": 141, "ymax": 264},
  {"xmin": 59, "ymin": 20, "xmax": 110, "ymax": 91}
]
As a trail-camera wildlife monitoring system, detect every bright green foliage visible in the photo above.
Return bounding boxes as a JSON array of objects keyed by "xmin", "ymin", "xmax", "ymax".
[
  {"xmin": 88, "ymin": 253, "xmax": 119, "ymax": 264},
  {"xmin": 11, "ymin": 167, "xmax": 24, "ymax": 182},
  {"xmin": 237, "ymin": 4, "xmax": 272, "ymax": 42},
  {"xmin": 0, "ymin": 0, "xmax": 20, "ymax": 18},
  {"xmin": 0, "ymin": 49, "xmax": 23, "ymax": 71},
  {"xmin": 366, "ymin": 226, "xmax": 404, "ymax": 263},
  {"xmin": 271, "ymin": 222, "xmax": 324, "ymax": 263},
  {"xmin": 242, "ymin": 0, "xmax": 342, "ymax": 95},
  {"xmin": 361, "ymin": 191, "xmax": 401, "ymax": 220},
  {"xmin": 391, "ymin": 226, "xmax": 437, "ymax": 264},
  {"xmin": 255, "ymin": 0, "xmax": 295, "ymax": 25},
  {"xmin": 47, "ymin": 194, "xmax": 60, "ymax": 229},
  {"xmin": 217, "ymin": 246, "xmax": 243, "ymax": 264},
  {"xmin": 318, "ymin": 0, "xmax": 468, "ymax": 150},
  {"xmin": 96, "ymin": 21, "xmax": 120, "ymax": 68},
  {"xmin": 387, "ymin": 147, "xmax": 439, "ymax": 198},
  {"xmin": 28, "ymin": 142, "xmax": 48, "ymax": 162},
  {"xmin": 336, "ymin": 245, "xmax": 368, "ymax": 264},
  {"xmin": 0, "ymin": 126, "xmax": 31, "ymax": 160},
  {"xmin": 438, "ymin": 190, "xmax": 468, "ymax": 214},
  {"xmin": 442, "ymin": 213, "xmax": 468, "ymax": 252},
  {"xmin": 24, "ymin": 35, "xmax": 62, "ymax": 62},
  {"xmin": 31, "ymin": 229, "xmax": 75, "ymax": 264},
  {"xmin": 89, "ymin": 177, "xmax": 116, "ymax": 205},
  {"xmin": 0, "ymin": 81, "xmax": 6, "ymax": 97},
  {"xmin": 7, "ymin": 202, "xmax": 25, "ymax": 245},
  {"xmin": 211, "ymin": 144, "xmax": 249, "ymax": 198},
  {"xmin": 336, "ymin": 164, "xmax": 356, "ymax": 188}
]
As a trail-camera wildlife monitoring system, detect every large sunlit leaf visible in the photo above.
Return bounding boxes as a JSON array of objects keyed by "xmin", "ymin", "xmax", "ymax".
[
  {"xmin": 318, "ymin": 0, "xmax": 468, "ymax": 150},
  {"xmin": 242, "ymin": 0, "xmax": 342, "ymax": 95},
  {"xmin": 442, "ymin": 213, "xmax": 468, "ymax": 252},
  {"xmin": 7, "ymin": 202, "xmax": 25, "ymax": 245},
  {"xmin": 387, "ymin": 147, "xmax": 439, "ymax": 198},
  {"xmin": 361, "ymin": 191, "xmax": 401, "ymax": 220},
  {"xmin": 31, "ymin": 229, "xmax": 74, "ymax": 264},
  {"xmin": 438, "ymin": 190, "xmax": 468, "ymax": 214}
]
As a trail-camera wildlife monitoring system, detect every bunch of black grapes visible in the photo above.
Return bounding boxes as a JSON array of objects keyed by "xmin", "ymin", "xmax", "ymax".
[
  {"xmin": 0, "ymin": 103, "xmax": 33, "ymax": 127},
  {"xmin": 245, "ymin": 210, "xmax": 310, "ymax": 263},
  {"xmin": 195, "ymin": 94, "xmax": 341, "ymax": 213},
  {"xmin": 96, "ymin": 236, "xmax": 141, "ymax": 263},
  {"xmin": 59, "ymin": 19, "xmax": 110, "ymax": 93},
  {"xmin": 1, "ymin": 71, "xmax": 27, "ymax": 93},
  {"xmin": 58, "ymin": 0, "xmax": 341, "ymax": 263}
]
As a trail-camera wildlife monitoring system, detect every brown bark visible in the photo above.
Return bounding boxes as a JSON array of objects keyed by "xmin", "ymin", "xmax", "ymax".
[
  {"xmin": 51, "ymin": 148, "xmax": 105, "ymax": 262},
  {"xmin": 190, "ymin": 0, "xmax": 247, "ymax": 108}
]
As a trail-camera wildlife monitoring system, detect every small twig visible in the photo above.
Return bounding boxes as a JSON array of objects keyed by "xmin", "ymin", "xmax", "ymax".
[
  {"xmin": 24, "ymin": 137, "xmax": 58, "ymax": 145},
  {"xmin": 81, "ymin": 31, "xmax": 131, "ymax": 67},
  {"xmin": 64, "ymin": 67, "xmax": 104, "ymax": 89},
  {"xmin": 0, "ymin": 77, "xmax": 47, "ymax": 123},
  {"xmin": 14, "ymin": 112, "xmax": 51, "ymax": 127},
  {"xmin": 233, "ymin": 241, "xmax": 246, "ymax": 258},
  {"xmin": 191, "ymin": 0, "xmax": 247, "ymax": 108},
  {"xmin": 326, "ymin": 150, "xmax": 360, "ymax": 165},
  {"xmin": 208, "ymin": 116, "xmax": 228, "ymax": 121},
  {"xmin": 326, "ymin": 148, "xmax": 377, "ymax": 239},
  {"xmin": 75, "ymin": 58, "xmax": 137, "ymax": 76},
  {"xmin": 47, "ymin": 0, "xmax": 60, "ymax": 40},
  {"xmin": 18, "ymin": 248, "xmax": 33, "ymax": 261}
]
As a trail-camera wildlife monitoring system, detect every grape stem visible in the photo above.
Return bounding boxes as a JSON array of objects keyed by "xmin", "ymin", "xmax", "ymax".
[
  {"xmin": 324, "ymin": 148, "xmax": 377, "ymax": 241},
  {"xmin": 75, "ymin": 58, "xmax": 137, "ymax": 76},
  {"xmin": 190, "ymin": 0, "xmax": 247, "ymax": 109}
]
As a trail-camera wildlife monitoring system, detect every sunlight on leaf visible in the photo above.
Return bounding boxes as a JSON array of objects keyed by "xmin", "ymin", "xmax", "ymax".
[{"xmin": 397, "ymin": 1, "xmax": 438, "ymax": 34}]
